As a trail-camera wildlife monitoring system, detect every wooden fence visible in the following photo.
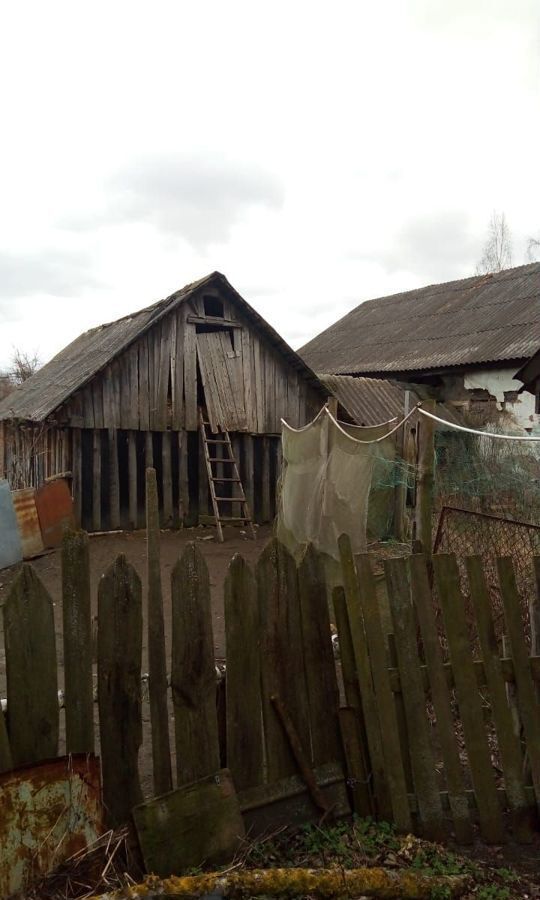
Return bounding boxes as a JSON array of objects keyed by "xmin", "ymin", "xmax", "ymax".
[{"xmin": 1, "ymin": 504, "xmax": 540, "ymax": 845}]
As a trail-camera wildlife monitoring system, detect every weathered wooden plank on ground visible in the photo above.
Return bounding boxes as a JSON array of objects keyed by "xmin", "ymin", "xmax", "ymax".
[
  {"xmin": 410, "ymin": 554, "xmax": 472, "ymax": 844},
  {"xmin": 146, "ymin": 468, "xmax": 173, "ymax": 796},
  {"xmin": 298, "ymin": 545, "xmax": 341, "ymax": 767},
  {"xmin": 171, "ymin": 543, "xmax": 220, "ymax": 785},
  {"xmin": 98, "ymin": 555, "xmax": 143, "ymax": 826},
  {"xmin": 224, "ymin": 554, "xmax": 263, "ymax": 791},
  {"xmin": 466, "ymin": 556, "xmax": 532, "ymax": 840},
  {"xmin": 497, "ymin": 557, "xmax": 540, "ymax": 812},
  {"xmin": 332, "ymin": 586, "xmax": 373, "ymax": 816},
  {"xmin": 62, "ymin": 530, "xmax": 94, "ymax": 755},
  {"xmin": 385, "ymin": 556, "xmax": 445, "ymax": 840},
  {"xmin": 257, "ymin": 539, "xmax": 310, "ymax": 782},
  {"xmin": 354, "ymin": 550, "xmax": 412, "ymax": 832},
  {"xmin": 337, "ymin": 535, "xmax": 392, "ymax": 822},
  {"xmin": 3, "ymin": 565, "xmax": 59, "ymax": 766},
  {"xmin": 434, "ymin": 553, "xmax": 504, "ymax": 843}
]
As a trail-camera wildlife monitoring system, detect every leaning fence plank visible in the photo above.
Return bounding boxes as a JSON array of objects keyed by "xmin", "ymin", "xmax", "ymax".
[
  {"xmin": 298, "ymin": 545, "xmax": 342, "ymax": 767},
  {"xmin": 224, "ymin": 554, "xmax": 263, "ymax": 791},
  {"xmin": 332, "ymin": 587, "xmax": 373, "ymax": 817},
  {"xmin": 4, "ymin": 565, "xmax": 59, "ymax": 766},
  {"xmin": 146, "ymin": 468, "xmax": 173, "ymax": 796},
  {"xmin": 385, "ymin": 556, "xmax": 445, "ymax": 840},
  {"xmin": 497, "ymin": 557, "xmax": 540, "ymax": 812},
  {"xmin": 354, "ymin": 550, "xmax": 412, "ymax": 832},
  {"xmin": 171, "ymin": 543, "xmax": 220, "ymax": 785},
  {"xmin": 98, "ymin": 555, "xmax": 143, "ymax": 826},
  {"xmin": 466, "ymin": 556, "xmax": 532, "ymax": 841},
  {"xmin": 62, "ymin": 529, "xmax": 94, "ymax": 755},
  {"xmin": 433, "ymin": 554, "xmax": 504, "ymax": 843},
  {"xmin": 337, "ymin": 535, "xmax": 392, "ymax": 824},
  {"xmin": 257, "ymin": 539, "xmax": 310, "ymax": 783},
  {"xmin": 410, "ymin": 554, "xmax": 472, "ymax": 844}
]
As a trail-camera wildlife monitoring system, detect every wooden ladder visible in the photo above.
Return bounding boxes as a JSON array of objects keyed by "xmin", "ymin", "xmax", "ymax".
[{"xmin": 199, "ymin": 410, "xmax": 256, "ymax": 543}]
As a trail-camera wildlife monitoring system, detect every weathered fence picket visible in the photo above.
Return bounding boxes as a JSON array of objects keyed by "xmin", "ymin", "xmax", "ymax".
[
  {"xmin": 98, "ymin": 555, "xmax": 143, "ymax": 826},
  {"xmin": 62, "ymin": 529, "xmax": 94, "ymax": 755},
  {"xmin": 3, "ymin": 564, "xmax": 58, "ymax": 767},
  {"xmin": 171, "ymin": 543, "xmax": 220, "ymax": 785}
]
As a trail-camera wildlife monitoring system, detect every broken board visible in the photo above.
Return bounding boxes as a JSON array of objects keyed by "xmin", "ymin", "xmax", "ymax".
[{"xmin": 133, "ymin": 768, "xmax": 245, "ymax": 876}]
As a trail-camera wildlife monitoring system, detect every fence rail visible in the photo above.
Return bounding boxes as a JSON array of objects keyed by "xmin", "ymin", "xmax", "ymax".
[{"xmin": 1, "ymin": 500, "xmax": 540, "ymax": 847}]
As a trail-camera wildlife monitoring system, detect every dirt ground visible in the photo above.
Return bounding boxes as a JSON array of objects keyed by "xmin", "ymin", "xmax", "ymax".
[{"xmin": 0, "ymin": 523, "xmax": 273, "ymax": 795}]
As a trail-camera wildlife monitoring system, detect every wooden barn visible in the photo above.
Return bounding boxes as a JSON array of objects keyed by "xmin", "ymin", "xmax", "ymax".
[{"xmin": 0, "ymin": 272, "xmax": 328, "ymax": 534}]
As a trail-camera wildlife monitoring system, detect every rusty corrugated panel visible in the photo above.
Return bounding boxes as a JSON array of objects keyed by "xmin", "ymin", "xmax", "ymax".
[
  {"xmin": 300, "ymin": 261, "xmax": 540, "ymax": 375},
  {"xmin": 0, "ymin": 754, "xmax": 102, "ymax": 898},
  {"xmin": 35, "ymin": 478, "xmax": 75, "ymax": 548},
  {"xmin": 12, "ymin": 488, "xmax": 44, "ymax": 559}
]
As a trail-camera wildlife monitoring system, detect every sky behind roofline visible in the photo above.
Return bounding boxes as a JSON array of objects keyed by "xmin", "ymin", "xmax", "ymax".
[{"xmin": 0, "ymin": 0, "xmax": 539, "ymax": 369}]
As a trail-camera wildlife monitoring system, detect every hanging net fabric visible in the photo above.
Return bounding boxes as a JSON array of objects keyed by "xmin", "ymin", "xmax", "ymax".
[{"xmin": 276, "ymin": 407, "xmax": 395, "ymax": 563}]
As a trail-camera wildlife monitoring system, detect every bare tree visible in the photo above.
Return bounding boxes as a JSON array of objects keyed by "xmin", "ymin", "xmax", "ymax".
[
  {"xmin": 476, "ymin": 211, "xmax": 513, "ymax": 275},
  {"xmin": 527, "ymin": 236, "xmax": 540, "ymax": 262},
  {"xmin": 8, "ymin": 348, "xmax": 41, "ymax": 384}
]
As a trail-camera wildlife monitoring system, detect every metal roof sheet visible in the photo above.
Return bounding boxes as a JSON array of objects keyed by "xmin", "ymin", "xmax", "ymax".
[{"xmin": 300, "ymin": 263, "xmax": 540, "ymax": 376}]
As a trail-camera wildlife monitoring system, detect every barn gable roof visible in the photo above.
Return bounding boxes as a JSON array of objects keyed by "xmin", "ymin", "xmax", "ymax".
[
  {"xmin": 300, "ymin": 262, "xmax": 540, "ymax": 377},
  {"xmin": 0, "ymin": 272, "xmax": 326, "ymax": 422}
]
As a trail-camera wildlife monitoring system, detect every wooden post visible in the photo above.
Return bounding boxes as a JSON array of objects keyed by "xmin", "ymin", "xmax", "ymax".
[
  {"xmin": 393, "ymin": 390, "xmax": 409, "ymax": 541},
  {"xmin": 146, "ymin": 468, "xmax": 173, "ymax": 796},
  {"xmin": 162, "ymin": 431, "xmax": 173, "ymax": 528},
  {"xmin": 415, "ymin": 400, "xmax": 435, "ymax": 557},
  {"xmin": 128, "ymin": 431, "xmax": 138, "ymax": 530},
  {"xmin": 178, "ymin": 430, "xmax": 189, "ymax": 525},
  {"xmin": 109, "ymin": 429, "xmax": 120, "ymax": 530},
  {"xmin": 92, "ymin": 430, "xmax": 102, "ymax": 532},
  {"xmin": 98, "ymin": 555, "xmax": 143, "ymax": 826},
  {"xmin": 72, "ymin": 428, "xmax": 82, "ymax": 527},
  {"xmin": 62, "ymin": 529, "xmax": 94, "ymax": 755}
]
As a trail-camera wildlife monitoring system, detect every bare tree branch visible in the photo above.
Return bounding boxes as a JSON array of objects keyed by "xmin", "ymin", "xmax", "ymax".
[
  {"xmin": 475, "ymin": 211, "xmax": 513, "ymax": 275},
  {"xmin": 527, "ymin": 236, "xmax": 540, "ymax": 262}
]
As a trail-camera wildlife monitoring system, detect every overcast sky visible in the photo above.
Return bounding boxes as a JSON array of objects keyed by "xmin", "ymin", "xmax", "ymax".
[{"xmin": 1, "ymin": 0, "xmax": 539, "ymax": 368}]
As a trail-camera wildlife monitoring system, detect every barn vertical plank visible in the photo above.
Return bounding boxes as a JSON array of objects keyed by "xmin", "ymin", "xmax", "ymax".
[
  {"xmin": 128, "ymin": 431, "xmax": 138, "ymax": 530},
  {"xmin": 72, "ymin": 428, "xmax": 82, "ymax": 526},
  {"xmin": 335, "ymin": 547, "xmax": 391, "ymax": 820},
  {"xmin": 109, "ymin": 428, "xmax": 120, "ymax": 530},
  {"xmin": 261, "ymin": 436, "xmax": 271, "ymax": 523},
  {"xmin": 224, "ymin": 554, "xmax": 263, "ymax": 790},
  {"xmin": 130, "ymin": 344, "xmax": 140, "ymax": 430},
  {"xmin": 145, "ymin": 431, "xmax": 154, "ymax": 468},
  {"xmin": 466, "ymin": 556, "xmax": 532, "ymax": 841},
  {"xmin": 62, "ymin": 529, "xmax": 94, "ymax": 754},
  {"xmin": 173, "ymin": 310, "xmax": 185, "ymax": 430},
  {"xmin": 257, "ymin": 539, "xmax": 310, "ymax": 783},
  {"xmin": 3, "ymin": 565, "xmax": 58, "ymax": 766},
  {"xmin": 298, "ymin": 545, "xmax": 341, "ymax": 767},
  {"xmin": 83, "ymin": 385, "xmax": 95, "ymax": 429},
  {"xmin": 139, "ymin": 337, "xmax": 150, "ymax": 432},
  {"xmin": 241, "ymin": 327, "xmax": 255, "ymax": 432},
  {"xmin": 178, "ymin": 430, "xmax": 189, "ymax": 524},
  {"xmin": 162, "ymin": 432, "xmax": 174, "ymax": 528},
  {"xmin": 353, "ymin": 549, "xmax": 412, "ymax": 832},
  {"xmin": 92, "ymin": 430, "xmax": 102, "ymax": 532},
  {"xmin": 433, "ymin": 554, "xmax": 505, "ymax": 843},
  {"xmin": 183, "ymin": 322, "xmax": 198, "ymax": 432},
  {"xmin": 93, "ymin": 381, "xmax": 104, "ymax": 430},
  {"xmin": 171, "ymin": 543, "xmax": 220, "ymax": 784},
  {"xmin": 146, "ymin": 468, "xmax": 173, "ymax": 796},
  {"xmin": 156, "ymin": 323, "xmax": 171, "ymax": 431},
  {"xmin": 252, "ymin": 336, "xmax": 264, "ymax": 432},
  {"xmin": 497, "ymin": 557, "xmax": 540, "ymax": 812},
  {"xmin": 385, "ymin": 556, "xmax": 445, "ymax": 840},
  {"xmin": 198, "ymin": 431, "xmax": 209, "ymax": 522},
  {"xmin": 244, "ymin": 435, "xmax": 255, "ymax": 522},
  {"xmin": 410, "ymin": 554, "xmax": 472, "ymax": 844},
  {"xmin": 98, "ymin": 555, "xmax": 143, "ymax": 826}
]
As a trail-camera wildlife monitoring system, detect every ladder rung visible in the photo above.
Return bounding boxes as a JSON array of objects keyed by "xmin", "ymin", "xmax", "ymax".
[
  {"xmin": 214, "ymin": 496, "xmax": 245, "ymax": 502},
  {"xmin": 211, "ymin": 477, "xmax": 241, "ymax": 482},
  {"xmin": 217, "ymin": 516, "xmax": 252, "ymax": 522},
  {"xmin": 206, "ymin": 440, "xmax": 230, "ymax": 445},
  {"xmin": 208, "ymin": 457, "xmax": 235, "ymax": 463}
]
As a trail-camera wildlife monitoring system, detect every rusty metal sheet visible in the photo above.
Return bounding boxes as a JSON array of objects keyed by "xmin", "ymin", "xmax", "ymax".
[
  {"xmin": 0, "ymin": 479, "xmax": 22, "ymax": 570},
  {"xmin": 0, "ymin": 754, "xmax": 103, "ymax": 899},
  {"xmin": 12, "ymin": 487, "xmax": 44, "ymax": 559},
  {"xmin": 36, "ymin": 478, "xmax": 75, "ymax": 548}
]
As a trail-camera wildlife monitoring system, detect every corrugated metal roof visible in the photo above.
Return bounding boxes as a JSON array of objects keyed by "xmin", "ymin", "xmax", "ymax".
[
  {"xmin": 0, "ymin": 272, "xmax": 327, "ymax": 422},
  {"xmin": 300, "ymin": 263, "xmax": 540, "ymax": 376},
  {"xmin": 319, "ymin": 374, "xmax": 463, "ymax": 430}
]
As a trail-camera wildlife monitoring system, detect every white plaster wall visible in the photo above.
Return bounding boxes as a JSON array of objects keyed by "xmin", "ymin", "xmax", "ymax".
[{"xmin": 463, "ymin": 367, "xmax": 539, "ymax": 430}]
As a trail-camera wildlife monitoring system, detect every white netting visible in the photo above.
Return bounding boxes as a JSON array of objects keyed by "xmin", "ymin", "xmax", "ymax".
[{"xmin": 276, "ymin": 407, "xmax": 393, "ymax": 562}]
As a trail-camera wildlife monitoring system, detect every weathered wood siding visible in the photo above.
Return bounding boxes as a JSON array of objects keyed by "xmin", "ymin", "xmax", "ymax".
[{"xmin": 60, "ymin": 288, "xmax": 322, "ymax": 434}]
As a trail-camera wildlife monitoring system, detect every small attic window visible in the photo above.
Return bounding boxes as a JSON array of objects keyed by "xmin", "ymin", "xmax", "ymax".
[{"xmin": 203, "ymin": 295, "xmax": 224, "ymax": 318}]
